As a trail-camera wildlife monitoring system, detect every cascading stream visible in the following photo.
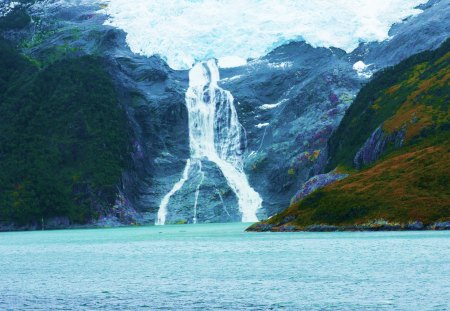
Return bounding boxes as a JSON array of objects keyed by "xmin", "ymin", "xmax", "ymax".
[{"xmin": 156, "ymin": 59, "xmax": 262, "ymax": 225}]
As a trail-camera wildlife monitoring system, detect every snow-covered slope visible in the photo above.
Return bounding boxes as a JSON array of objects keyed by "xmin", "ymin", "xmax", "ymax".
[{"xmin": 103, "ymin": 0, "xmax": 428, "ymax": 69}]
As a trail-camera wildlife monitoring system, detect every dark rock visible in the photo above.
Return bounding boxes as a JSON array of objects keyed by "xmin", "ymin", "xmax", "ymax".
[
  {"xmin": 0, "ymin": 223, "xmax": 16, "ymax": 232},
  {"xmin": 278, "ymin": 225, "xmax": 297, "ymax": 232},
  {"xmin": 354, "ymin": 126, "xmax": 405, "ymax": 169},
  {"xmin": 305, "ymin": 225, "xmax": 338, "ymax": 232},
  {"xmin": 291, "ymin": 173, "xmax": 348, "ymax": 205},
  {"xmin": 96, "ymin": 215, "xmax": 124, "ymax": 228},
  {"xmin": 433, "ymin": 222, "xmax": 450, "ymax": 230},
  {"xmin": 45, "ymin": 217, "xmax": 71, "ymax": 229},
  {"xmin": 374, "ymin": 224, "xmax": 402, "ymax": 231},
  {"xmin": 405, "ymin": 221, "xmax": 425, "ymax": 230},
  {"xmin": 247, "ymin": 223, "xmax": 274, "ymax": 232}
]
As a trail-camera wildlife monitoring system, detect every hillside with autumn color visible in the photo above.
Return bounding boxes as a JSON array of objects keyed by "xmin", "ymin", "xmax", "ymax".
[{"xmin": 249, "ymin": 39, "xmax": 450, "ymax": 231}]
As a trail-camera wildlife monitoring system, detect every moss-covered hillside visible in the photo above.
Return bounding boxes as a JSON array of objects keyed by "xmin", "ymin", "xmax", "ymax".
[
  {"xmin": 0, "ymin": 31, "xmax": 129, "ymax": 227},
  {"xmin": 328, "ymin": 39, "xmax": 450, "ymax": 169},
  {"xmin": 249, "ymin": 39, "xmax": 450, "ymax": 231}
]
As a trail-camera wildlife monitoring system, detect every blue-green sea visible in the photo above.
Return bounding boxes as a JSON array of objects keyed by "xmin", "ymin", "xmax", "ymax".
[{"xmin": 1, "ymin": 223, "xmax": 449, "ymax": 310}]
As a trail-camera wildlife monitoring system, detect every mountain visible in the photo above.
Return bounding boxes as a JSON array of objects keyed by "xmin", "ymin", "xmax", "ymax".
[
  {"xmin": 0, "ymin": 6, "xmax": 134, "ymax": 229},
  {"xmin": 0, "ymin": 0, "xmax": 449, "ymax": 229},
  {"xmin": 219, "ymin": 0, "xmax": 450, "ymax": 219},
  {"xmin": 248, "ymin": 39, "xmax": 450, "ymax": 232}
]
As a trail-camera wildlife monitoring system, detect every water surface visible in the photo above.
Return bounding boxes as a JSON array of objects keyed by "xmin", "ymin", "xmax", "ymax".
[{"xmin": 1, "ymin": 223, "xmax": 449, "ymax": 310}]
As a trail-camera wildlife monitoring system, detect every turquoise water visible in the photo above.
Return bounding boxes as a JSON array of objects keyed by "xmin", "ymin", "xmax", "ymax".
[{"xmin": 1, "ymin": 223, "xmax": 449, "ymax": 310}]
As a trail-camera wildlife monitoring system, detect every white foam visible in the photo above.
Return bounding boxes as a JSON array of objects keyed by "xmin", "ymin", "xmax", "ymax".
[{"xmin": 102, "ymin": 0, "xmax": 428, "ymax": 70}]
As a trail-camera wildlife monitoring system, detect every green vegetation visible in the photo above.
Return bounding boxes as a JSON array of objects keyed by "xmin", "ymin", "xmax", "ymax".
[
  {"xmin": 0, "ymin": 37, "xmax": 129, "ymax": 226},
  {"xmin": 1, "ymin": 4, "xmax": 80, "ymax": 67},
  {"xmin": 252, "ymin": 39, "xmax": 450, "ymax": 231},
  {"xmin": 0, "ymin": 7, "xmax": 31, "ymax": 31},
  {"xmin": 327, "ymin": 38, "xmax": 450, "ymax": 170},
  {"xmin": 259, "ymin": 138, "xmax": 449, "ymax": 230}
]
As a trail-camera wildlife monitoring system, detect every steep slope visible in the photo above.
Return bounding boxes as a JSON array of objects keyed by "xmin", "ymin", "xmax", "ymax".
[
  {"xmin": 221, "ymin": 43, "xmax": 359, "ymax": 218},
  {"xmin": 1, "ymin": 1, "xmax": 190, "ymax": 227},
  {"xmin": 248, "ymin": 39, "xmax": 450, "ymax": 231},
  {"xmin": 328, "ymin": 39, "xmax": 450, "ymax": 169},
  {"xmin": 0, "ymin": 16, "xmax": 131, "ymax": 229}
]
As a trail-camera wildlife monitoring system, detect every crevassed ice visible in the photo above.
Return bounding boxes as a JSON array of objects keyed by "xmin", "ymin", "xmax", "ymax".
[{"xmin": 102, "ymin": 0, "xmax": 428, "ymax": 70}]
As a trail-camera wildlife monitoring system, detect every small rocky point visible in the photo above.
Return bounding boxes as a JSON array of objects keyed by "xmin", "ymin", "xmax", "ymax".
[{"xmin": 247, "ymin": 220, "xmax": 450, "ymax": 232}]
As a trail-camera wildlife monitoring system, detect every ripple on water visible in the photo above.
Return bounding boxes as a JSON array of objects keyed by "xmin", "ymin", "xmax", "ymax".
[{"xmin": 0, "ymin": 224, "xmax": 449, "ymax": 310}]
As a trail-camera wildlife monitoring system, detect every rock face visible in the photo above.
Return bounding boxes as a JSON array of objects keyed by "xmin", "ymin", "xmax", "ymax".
[
  {"xmin": 106, "ymin": 45, "xmax": 190, "ymax": 224},
  {"xmin": 221, "ymin": 43, "xmax": 359, "ymax": 218},
  {"xmin": 3, "ymin": 0, "xmax": 449, "ymax": 226},
  {"xmin": 290, "ymin": 173, "xmax": 348, "ymax": 205},
  {"xmin": 353, "ymin": 126, "xmax": 405, "ymax": 169}
]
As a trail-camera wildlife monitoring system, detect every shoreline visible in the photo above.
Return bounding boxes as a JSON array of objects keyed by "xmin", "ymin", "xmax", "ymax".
[
  {"xmin": 2, "ymin": 220, "xmax": 450, "ymax": 233},
  {"xmin": 0, "ymin": 218, "xmax": 136, "ymax": 233},
  {"xmin": 247, "ymin": 221, "xmax": 450, "ymax": 232},
  {"xmin": 0, "ymin": 223, "xmax": 132, "ymax": 233}
]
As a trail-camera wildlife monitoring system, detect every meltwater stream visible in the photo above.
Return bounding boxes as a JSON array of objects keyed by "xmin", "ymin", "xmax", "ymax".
[{"xmin": 156, "ymin": 60, "xmax": 262, "ymax": 225}]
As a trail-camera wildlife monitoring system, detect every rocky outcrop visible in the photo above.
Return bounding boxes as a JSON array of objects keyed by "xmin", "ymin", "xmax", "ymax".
[
  {"xmin": 247, "ymin": 220, "xmax": 450, "ymax": 232},
  {"xmin": 290, "ymin": 173, "xmax": 348, "ymax": 205},
  {"xmin": 353, "ymin": 126, "xmax": 405, "ymax": 169}
]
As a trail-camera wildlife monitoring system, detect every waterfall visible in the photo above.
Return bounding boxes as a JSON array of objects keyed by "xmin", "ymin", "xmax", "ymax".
[
  {"xmin": 193, "ymin": 161, "xmax": 205, "ymax": 224},
  {"xmin": 156, "ymin": 59, "xmax": 262, "ymax": 225},
  {"xmin": 156, "ymin": 160, "xmax": 191, "ymax": 225}
]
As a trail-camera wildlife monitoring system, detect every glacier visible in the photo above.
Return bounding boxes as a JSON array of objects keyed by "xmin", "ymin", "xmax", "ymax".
[{"xmin": 102, "ymin": 0, "xmax": 428, "ymax": 70}]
